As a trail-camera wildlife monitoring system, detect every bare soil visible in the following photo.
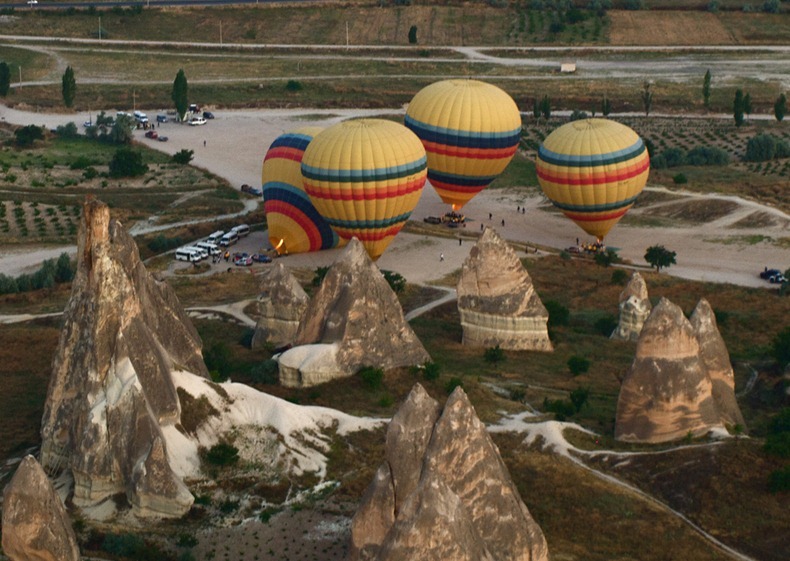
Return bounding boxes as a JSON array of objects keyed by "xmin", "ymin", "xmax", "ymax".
[{"xmin": 608, "ymin": 11, "xmax": 736, "ymax": 45}]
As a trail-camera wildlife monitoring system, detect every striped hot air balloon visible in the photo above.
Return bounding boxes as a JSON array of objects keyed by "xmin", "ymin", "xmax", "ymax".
[
  {"xmin": 301, "ymin": 119, "xmax": 427, "ymax": 261},
  {"xmin": 536, "ymin": 118, "xmax": 650, "ymax": 241},
  {"xmin": 262, "ymin": 127, "xmax": 340, "ymax": 255},
  {"xmin": 405, "ymin": 79, "xmax": 522, "ymax": 210}
]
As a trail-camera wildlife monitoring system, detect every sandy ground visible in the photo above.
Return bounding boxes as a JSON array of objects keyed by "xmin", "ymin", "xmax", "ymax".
[{"xmin": 1, "ymin": 104, "xmax": 787, "ymax": 289}]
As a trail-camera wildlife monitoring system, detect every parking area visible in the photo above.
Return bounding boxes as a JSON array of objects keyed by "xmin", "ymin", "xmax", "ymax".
[{"xmin": 171, "ymin": 230, "xmax": 275, "ymax": 274}]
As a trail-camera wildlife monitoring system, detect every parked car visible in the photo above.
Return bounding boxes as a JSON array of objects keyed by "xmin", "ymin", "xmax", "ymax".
[
  {"xmin": 144, "ymin": 130, "xmax": 158, "ymax": 139},
  {"xmin": 234, "ymin": 255, "xmax": 253, "ymax": 267},
  {"xmin": 768, "ymin": 273, "xmax": 787, "ymax": 284},
  {"xmin": 189, "ymin": 117, "xmax": 207, "ymax": 126},
  {"xmin": 156, "ymin": 114, "xmax": 168, "ymax": 123},
  {"xmin": 252, "ymin": 254, "xmax": 272, "ymax": 263},
  {"xmin": 27, "ymin": 0, "xmax": 38, "ymax": 5},
  {"xmin": 760, "ymin": 268, "xmax": 782, "ymax": 280},
  {"xmin": 203, "ymin": 111, "xmax": 215, "ymax": 119},
  {"xmin": 157, "ymin": 136, "xmax": 169, "ymax": 142}
]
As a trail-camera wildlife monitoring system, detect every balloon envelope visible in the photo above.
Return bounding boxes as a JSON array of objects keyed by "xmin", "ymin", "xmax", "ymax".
[
  {"xmin": 405, "ymin": 79, "xmax": 522, "ymax": 210},
  {"xmin": 301, "ymin": 119, "xmax": 427, "ymax": 261},
  {"xmin": 536, "ymin": 118, "xmax": 650, "ymax": 240},
  {"xmin": 263, "ymin": 127, "xmax": 340, "ymax": 254}
]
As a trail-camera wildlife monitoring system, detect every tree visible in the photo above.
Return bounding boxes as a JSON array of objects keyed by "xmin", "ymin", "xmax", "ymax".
[
  {"xmin": 644, "ymin": 245, "xmax": 677, "ymax": 272},
  {"xmin": 743, "ymin": 92, "xmax": 753, "ymax": 120},
  {"xmin": 108, "ymin": 114, "xmax": 134, "ymax": 145},
  {"xmin": 733, "ymin": 89, "xmax": 745, "ymax": 126},
  {"xmin": 641, "ymin": 81, "xmax": 653, "ymax": 117},
  {"xmin": 774, "ymin": 93, "xmax": 786, "ymax": 122},
  {"xmin": 14, "ymin": 124, "xmax": 44, "ymax": 147},
  {"xmin": 171, "ymin": 69, "xmax": 189, "ymax": 121},
  {"xmin": 0, "ymin": 62, "xmax": 10, "ymax": 97},
  {"xmin": 408, "ymin": 25, "xmax": 417, "ymax": 44},
  {"xmin": 702, "ymin": 69, "xmax": 711, "ymax": 109},
  {"xmin": 772, "ymin": 326, "xmax": 790, "ymax": 369},
  {"xmin": 109, "ymin": 148, "xmax": 148, "ymax": 178},
  {"xmin": 532, "ymin": 98, "xmax": 541, "ymax": 120},
  {"xmin": 61, "ymin": 66, "xmax": 76, "ymax": 108},
  {"xmin": 601, "ymin": 94, "xmax": 611, "ymax": 116},
  {"xmin": 540, "ymin": 95, "xmax": 551, "ymax": 119},
  {"xmin": 172, "ymin": 149, "xmax": 194, "ymax": 165}
]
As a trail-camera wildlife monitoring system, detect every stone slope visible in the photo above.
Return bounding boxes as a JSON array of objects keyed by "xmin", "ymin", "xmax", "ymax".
[
  {"xmin": 349, "ymin": 384, "xmax": 548, "ymax": 561},
  {"xmin": 457, "ymin": 227, "xmax": 552, "ymax": 351},
  {"xmin": 251, "ymin": 261, "xmax": 309, "ymax": 348},
  {"xmin": 40, "ymin": 198, "xmax": 202, "ymax": 519},
  {"xmin": 610, "ymin": 271, "xmax": 651, "ymax": 341}
]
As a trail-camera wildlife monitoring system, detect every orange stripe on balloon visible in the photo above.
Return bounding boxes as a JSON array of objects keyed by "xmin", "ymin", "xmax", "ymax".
[
  {"xmin": 536, "ymin": 159, "xmax": 649, "ymax": 186},
  {"xmin": 563, "ymin": 208, "xmax": 631, "ymax": 222},
  {"xmin": 334, "ymin": 225, "xmax": 403, "ymax": 242},
  {"xmin": 304, "ymin": 177, "xmax": 426, "ymax": 201},
  {"xmin": 423, "ymin": 140, "xmax": 518, "ymax": 160}
]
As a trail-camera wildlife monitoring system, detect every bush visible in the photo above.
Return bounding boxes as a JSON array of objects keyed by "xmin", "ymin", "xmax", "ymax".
[
  {"xmin": 483, "ymin": 344, "xmax": 506, "ymax": 364},
  {"xmin": 768, "ymin": 465, "xmax": 790, "ymax": 493},
  {"xmin": 673, "ymin": 173, "xmax": 688, "ymax": 185},
  {"xmin": 422, "ymin": 360, "xmax": 440, "ymax": 381},
  {"xmin": 445, "ymin": 376, "xmax": 464, "ymax": 394},
  {"xmin": 14, "ymin": 125, "xmax": 44, "ymax": 147},
  {"xmin": 686, "ymin": 145, "xmax": 729, "ymax": 166},
  {"xmin": 250, "ymin": 360, "xmax": 279, "ymax": 385},
  {"xmin": 312, "ymin": 266, "xmax": 329, "ymax": 286},
  {"xmin": 177, "ymin": 533, "xmax": 199, "ymax": 548},
  {"xmin": 55, "ymin": 122, "xmax": 79, "ymax": 139},
  {"xmin": 147, "ymin": 234, "xmax": 183, "ymax": 253},
  {"xmin": 172, "ymin": 149, "xmax": 194, "ymax": 165},
  {"xmin": 359, "ymin": 366, "xmax": 384, "ymax": 390},
  {"xmin": 203, "ymin": 342, "xmax": 231, "ymax": 381},
  {"xmin": 567, "ymin": 356, "xmax": 591, "ymax": 376},
  {"xmin": 382, "ymin": 270, "xmax": 406, "ymax": 293},
  {"xmin": 544, "ymin": 300, "xmax": 570, "ymax": 327},
  {"xmin": 109, "ymin": 148, "xmax": 148, "ymax": 178},
  {"xmin": 744, "ymin": 133, "xmax": 778, "ymax": 162},
  {"xmin": 569, "ymin": 387, "xmax": 590, "ymax": 412},
  {"xmin": 204, "ymin": 442, "xmax": 239, "ymax": 466},
  {"xmin": 285, "ymin": 80, "xmax": 303, "ymax": 91},
  {"xmin": 611, "ymin": 269, "xmax": 628, "ymax": 285},
  {"xmin": 595, "ymin": 315, "xmax": 618, "ymax": 337},
  {"xmin": 773, "ymin": 328, "xmax": 790, "ymax": 369},
  {"xmin": 102, "ymin": 533, "xmax": 145, "ymax": 557},
  {"xmin": 594, "ymin": 248, "xmax": 620, "ymax": 267},
  {"xmin": 543, "ymin": 397, "xmax": 575, "ymax": 421},
  {"xmin": 82, "ymin": 166, "xmax": 99, "ymax": 180}
]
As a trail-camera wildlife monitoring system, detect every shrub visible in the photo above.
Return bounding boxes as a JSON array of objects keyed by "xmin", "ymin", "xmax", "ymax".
[
  {"xmin": 359, "ymin": 366, "xmax": 384, "ymax": 390},
  {"xmin": 147, "ymin": 234, "xmax": 183, "ymax": 253},
  {"xmin": 285, "ymin": 80, "xmax": 303, "ymax": 91},
  {"xmin": 177, "ymin": 533, "xmax": 199, "ymax": 548},
  {"xmin": 543, "ymin": 397, "xmax": 575, "ymax": 421},
  {"xmin": 82, "ymin": 166, "xmax": 98, "ymax": 180},
  {"xmin": 686, "ymin": 145, "xmax": 729, "ymax": 166},
  {"xmin": 109, "ymin": 148, "xmax": 147, "ymax": 177},
  {"xmin": 55, "ymin": 122, "xmax": 79, "ymax": 139},
  {"xmin": 595, "ymin": 315, "xmax": 618, "ymax": 337},
  {"xmin": 744, "ymin": 133, "xmax": 778, "ymax": 162},
  {"xmin": 422, "ymin": 360, "xmax": 440, "ymax": 381},
  {"xmin": 567, "ymin": 356, "xmax": 591, "ymax": 376},
  {"xmin": 773, "ymin": 328, "xmax": 790, "ymax": 369},
  {"xmin": 312, "ymin": 266, "xmax": 329, "ymax": 286},
  {"xmin": 250, "ymin": 360, "xmax": 279, "ymax": 385},
  {"xmin": 203, "ymin": 342, "xmax": 231, "ymax": 381},
  {"xmin": 611, "ymin": 269, "xmax": 628, "ymax": 285},
  {"xmin": 102, "ymin": 533, "xmax": 145, "ymax": 557},
  {"xmin": 204, "ymin": 442, "xmax": 239, "ymax": 466},
  {"xmin": 483, "ymin": 344, "xmax": 506, "ymax": 363},
  {"xmin": 768, "ymin": 465, "xmax": 790, "ymax": 493},
  {"xmin": 445, "ymin": 376, "xmax": 464, "ymax": 394},
  {"xmin": 569, "ymin": 387, "xmax": 590, "ymax": 412},
  {"xmin": 673, "ymin": 173, "xmax": 688, "ymax": 184},
  {"xmin": 172, "ymin": 149, "xmax": 194, "ymax": 165},
  {"xmin": 382, "ymin": 270, "xmax": 406, "ymax": 293},
  {"xmin": 14, "ymin": 125, "xmax": 44, "ymax": 147},
  {"xmin": 544, "ymin": 300, "xmax": 570, "ymax": 327},
  {"xmin": 594, "ymin": 248, "xmax": 620, "ymax": 267}
]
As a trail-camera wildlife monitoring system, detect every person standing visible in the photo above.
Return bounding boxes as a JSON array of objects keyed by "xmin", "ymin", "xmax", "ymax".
[{"xmin": 440, "ymin": 253, "xmax": 445, "ymax": 261}]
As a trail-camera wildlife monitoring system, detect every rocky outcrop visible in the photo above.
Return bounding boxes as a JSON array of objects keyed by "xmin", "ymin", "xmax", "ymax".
[
  {"xmin": 610, "ymin": 271, "xmax": 652, "ymax": 342},
  {"xmin": 690, "ymin": 298, "xmax": 746, "ymax": 430},
  {"xmin": 251, "ymin": 262, "xmax": 309, "ymax": 349},
  {"xmin": 615, "ymin": 298, "xmax": 725, "ymax": 443},
  {"xmin": 1, "ymin": 455, "xmax": 81, "ymax": 561},
  {"xmin": 457, "ymin": 228, "xmax": 552, "ymax": 351},
  {"xmin": 349, "ymin": 384, "xmax": 548, "ymax": 561},
  {"xmin": 40, "ymin": 198, "xmax": 201, "ymax": 519},
  {"xmin": 279, "ymin": 238, "xmax": 429, "ymax": 388}
]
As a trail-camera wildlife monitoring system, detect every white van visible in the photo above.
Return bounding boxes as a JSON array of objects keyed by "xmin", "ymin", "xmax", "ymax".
[
  {"xmin": 196, "ymin": 241, "xmax": 221, "ymax": 256},
  {"xmin": 232, "ymin": 224, "xmax": 250, "ymax": 237},
  {"xmin": 175, "ymin": 248, "xmax": 201, "ymax": 262},
  {"xmin": 182, "ymin": 245, "xmax": 208, "ymax": 260},
  {"xmin": 133, "ymin": 111, "xmax": 148, "ymax": 124},
  {"xmin": 219, "ymin": 231, "xmax": 238, "ymax": 247},
  {"xmin": 207, "ymin": 230, "xmax": 225, "ymax": 244}
]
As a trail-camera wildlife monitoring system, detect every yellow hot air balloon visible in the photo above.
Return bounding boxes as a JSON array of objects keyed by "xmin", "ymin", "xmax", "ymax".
[
  {"xmin": 262, "ymin": 127, "xmax": 342, "ymax": 255},
  {"xmin": 536, "ymin": 118, "xmax": 650, "ymax": 241},
  {"xmin": 405, "ymin": 79, "xmax": 522, "ymax": 210},
  {"xmin": 301, "ymin": 119, "xmax": 427, "ymax": 261}
]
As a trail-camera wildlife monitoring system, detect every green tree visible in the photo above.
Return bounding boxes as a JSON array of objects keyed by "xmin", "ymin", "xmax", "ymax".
[
  {"xmin": 408, "ymin": 25, "xmax": 417, "ymax": 44},
  {"xmin": 773, "ymin": 327, "xmax": 790, "ymax": 369},
  {"xmin": 743, "ymin": 92, "xmax": 753, "ymax": 119},
  {"xmin": 108, "ymin": 114, "xmax": 134, "ymax": 144},
  {"xmin": 601, "ymin": 94, "xmax": 611, "ymax": 116},
  {"xmin": 540, "ymin": 95, "xmax": 551, "ymax": 119},
  {"xmin": 641, "ymin": 81, "xmax": 653, "ymax": 116},
  {"xmin": 744, "ymin": 133, "xmax": 779, "ymax": 162},
  {"xmin": 172, "ymin": 149, "xmax": 194, "ymax": 165},
  {"xmin": 702, "ymin": 69, "xmax": 711, "ymax": 109},
  {"xmin": 532, "ymin": 98, "xmax": 541, "ymax": 120},
  {"xmin": 567, "ymin": 356, "xmax": 590, "ymax": 376},
  {"xmin": 733, "ymin": 89, "xmax": 745, "ymax": 126},
  {"xmin": 109, "ymin": 148, "xmax": 148, "ymax": 178},
  {"xmin": 61, "ymin": 66, "xmax": 76, "ymax": 108},
  {"xmin": 14, "ymin": 124, "xmax": 44, "ymax": 147},
  {"xmin": 54, "ymin": 253, "xmax": 75, "ymax": 283},
  {"xmin": 171, "ymin": 69, "xmax": 189, "ymax": 121},
  {"xmin": 644, "ymin": 244, "xmax": 677, "ymax": 272},
  {"xmin": 774, "ymin": 93, "xmax": 786, "ymax": 122},
  {"xmin": 0, "ymin": 62, "xmax": 10, "ymax": 97},
  {"xmin": 569, "ymin": 387, "xmax": 590, "ymax": 412}
]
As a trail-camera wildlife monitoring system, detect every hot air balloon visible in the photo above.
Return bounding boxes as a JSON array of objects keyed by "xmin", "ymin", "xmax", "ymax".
[
  {"xmin": 301, "ymin": 119, "xmax": 427, "ymax": 261},
  {"xmin": 536, "ymin": 118, "xmax": 650, "ymax": 242},
  {"xmin": 262, "ymin": 127, "xmax": 340, "ymax": 255},
  {"xmin": 404, "ymin": 79, "xmax": 522, "ymax": 211}
]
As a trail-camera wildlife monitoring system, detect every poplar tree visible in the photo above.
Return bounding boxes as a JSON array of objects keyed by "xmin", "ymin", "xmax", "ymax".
[
  {"xmin": 172, "ymin": 69, "xmax": 189, "ymax": 121},
  {"xmin": 61, "ymin": 66, "xmax": 76, "ymax": 108}
]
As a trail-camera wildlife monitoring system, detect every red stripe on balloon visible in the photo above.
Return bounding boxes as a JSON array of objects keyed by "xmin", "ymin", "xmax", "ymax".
[
  {"xmin": 334, "ymin": 224, "xmax": 404, "ymax": 242},
  {"xmin": 265, "ymin": 200, "xmax": 321, "ymax": 250},
  {"xmin": 304, "ymin": 176, "xmax": 425, "ymax": 201},
  {"xmin": 264, "ymin": 147, "xmax": 306, "ymax": 163},
  {"xmin": 423, "ymin": 140, "xmax": 518, "ymax": 160},
  {"xmin": 563, "ymin": 208, "xmax": 631, "ymax": 222},
  {"xmin": 536, "ymin": 157, "xmax": 649, "ymax": 186}
]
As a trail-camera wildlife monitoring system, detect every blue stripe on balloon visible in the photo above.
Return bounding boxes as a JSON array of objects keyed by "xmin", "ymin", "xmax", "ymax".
[
  {"xmin": 269, "ymin": 133, "xmax": 313, "ymax": 151},
  {"xmin": 550, "ymin": 194, "xmax": 640, "ymax": 213},
  {"xmin": 404, "ymin": 115, "xmax": 521, "ymax": 150},
  {"xmin": 301, "ymin": 156, "xmax": 427, "ymax": 182},
  {"xmin": 538, "ymin": 139, "xmax": 646, "ymax": 168},
  {"xmin": 428, "ymin": 169, "xmax": 498, "ymax": 188},
  {"xmin": 325, "ymin": 211, "xmax": 413, "ymax": 230},
  {"xmin": 264, "ymin": 183, "xmax": 337, "ymax": 249}
]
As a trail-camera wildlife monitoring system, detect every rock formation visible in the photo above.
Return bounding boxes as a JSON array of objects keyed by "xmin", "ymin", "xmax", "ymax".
[
  {"xmin": 278, "ymin": 238, "xmax": 429, "ymax": 388},
  {"xmin": 251, "ymin": 261, "xmax": 309, "ymax": 349},
  {"xmin": 40, "ymin": 198, "xmax": 203, "ymax": 519},
  {"xmin": 456, "ymin": 227, "xmax": 552, "ymax": 351},
  {"xmin": 610, "ymin": 271, "xmax": 652, "ymax": 341},
  {"xmin": 690, "ymin": 298, "xmax": 746, "ymax": 430},
  {"xmin": 349, "ymin": 384, "xmax": 548, "ymax": 561},
  {"xmin": 1, "ymin": 455, "xmax": 81, "ymax": 561},
  {"xmin": 615, "ymin": 298, "xmax": 726, "ymax": 443}
]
